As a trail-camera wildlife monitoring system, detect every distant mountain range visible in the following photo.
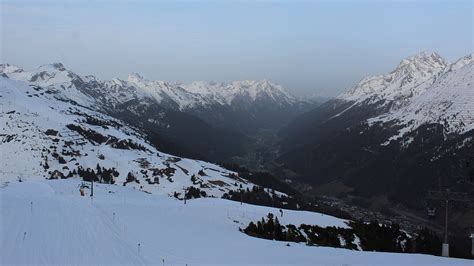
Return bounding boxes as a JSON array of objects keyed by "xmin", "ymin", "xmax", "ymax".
[{"xmin": 1, "ymin": 63, "xmax": 316, "ymax": 161}]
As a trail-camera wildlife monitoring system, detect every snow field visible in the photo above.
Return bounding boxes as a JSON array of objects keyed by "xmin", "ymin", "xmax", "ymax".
[{"xmin": 1, "ymin": 180, "xmax": 471, "ymax": 266}]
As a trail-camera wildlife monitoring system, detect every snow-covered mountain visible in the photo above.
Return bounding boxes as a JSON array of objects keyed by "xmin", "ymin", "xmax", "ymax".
[
  {"xmin": 1, "ymin": 63, "xmax": 249, "ymax": 161},
  {"xmin": 1, "ymin": 62, "xmax": 313, "ymax": 161},
  {"xmin": 120, "ymin": 74, "xmax": 307, "ymax": 132},
  {"xmin": 333, "ymin": 52, "xmax": 473, "ymax": 142},
  {"xmin": 369, "ymin": 54, "xmax": 473, "ymax": 141},
  {"xmin": 1, "ymin": 62, "xmax": 299, "ymax": 112},
  {"xmin": 187, "ymin": 79, "xmax": 296, "ymax": 106},
  {"xmin": 0, "ymin": 75, "xmax": 254, "ymax": 198},
  {"xmin": 278, "ymin": 52, "xmax": 473, "ymax": 213},
  {"xmin": 338, "ymin": 52, "xmax": 448, "ymax": 108},
  {"xmin": 1, "ymin": 55, "xmax": 473, "ymax": 265},
  {"xmin": 125, "ymin": 74, "xmax": 297, "ymax": 109}
]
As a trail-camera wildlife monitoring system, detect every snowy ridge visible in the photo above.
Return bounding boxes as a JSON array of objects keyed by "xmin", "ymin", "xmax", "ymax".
[
  {"xmin": 370, "ymin": 56, "xmax": 474, "ymax": 141},
  {"xmin": 0, "ymin": 76, "xmax": 255, "ymax": 198},
  {"xmin": 184, "ymin": 79, "xmax": 295, "ymax": 106},
  {"xmin": 125, "ymin": 74, "xmax": 297, "ymax": 109},
  {"xmin": 1, "ymin": 63, "xmax": 297, "ymax": 111},
  {"xmin": 336, "ymin": 52, "xmax": 474, "ymax": 142},
  {"xmin": 338, "ymin": 52, "xmax": 447, "ymax": 108},
  {"xmin": 1, "ymin": 62, "xmax": 99, "ymax": 109}
]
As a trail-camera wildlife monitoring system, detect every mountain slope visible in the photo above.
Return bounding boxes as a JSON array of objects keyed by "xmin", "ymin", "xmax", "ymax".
[
  {"xmin": 1, "ymin": 63, "xmax": 250, "ymax": 162},
  {"xmin": 0, "ymin": 76, "xmax": 252, "ymax": 197},
  {"xmin": 1, "ymin": 62, "xmax": 308, "ymax": 129},
  {"xmin": 339, "ymin": 52, "xmax": 447, "ymax": 106},
  {"xmin": 0, "ymin": 62, "xmax": 315, "ymax": 162},
  {"xmin": 107, "ymin": 74, "xmax": 314, "ymax": 133},
  {"xmin": 2, "ymin": 72, "xmax": 468, "ymax": 265},
  {"xmin": 369, "ymin": 54, "xmax": 474, "ymax": 141},
  {"xmin": 278, "ymin": 52, "xmax": 474, "ymax": 210}
]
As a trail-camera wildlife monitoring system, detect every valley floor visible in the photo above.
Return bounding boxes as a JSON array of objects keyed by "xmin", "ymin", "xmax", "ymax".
[{"xmin": 1, "ymin": 179, "xmax": 471, "ymax": 266}]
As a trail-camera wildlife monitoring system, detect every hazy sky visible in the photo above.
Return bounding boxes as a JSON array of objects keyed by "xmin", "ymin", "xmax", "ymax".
[{"xmin": 1, "ymin": 0, "xmax": 472, "ymax": 96}]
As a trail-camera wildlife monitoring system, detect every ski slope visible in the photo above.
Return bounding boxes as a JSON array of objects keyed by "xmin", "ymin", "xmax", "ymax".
[{"xmin": 1, "ymin": 180, "xmax": 471, "ymax": 266}]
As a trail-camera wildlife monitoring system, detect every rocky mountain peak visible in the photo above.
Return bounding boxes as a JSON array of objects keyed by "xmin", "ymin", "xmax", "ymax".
[{"xmin": 38, "ymin": 62, "xmax": 67, "ymax": 72}]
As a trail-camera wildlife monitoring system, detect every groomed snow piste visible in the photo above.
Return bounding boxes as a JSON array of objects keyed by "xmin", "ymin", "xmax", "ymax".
[{"xmin": 1, "ymin": 180, "xmax": 471, "ymax": 266}]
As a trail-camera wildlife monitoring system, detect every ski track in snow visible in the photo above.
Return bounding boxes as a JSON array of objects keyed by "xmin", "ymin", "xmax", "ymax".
[{"xmin": 1, "ymin": 180, "xmax": 472, "ymax": 266}]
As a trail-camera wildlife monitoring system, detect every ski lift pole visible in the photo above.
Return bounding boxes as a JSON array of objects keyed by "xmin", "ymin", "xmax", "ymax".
[
  {"xmin": 470, "ymin": 227, "xmax": 474, "ymax": 257},
  {"xmin": 427, "ymin": 189, "xmax": 470, "ymax": 257},
  {"xmin": 443, "ymin": 198, "xmax": 449, "ymax": 256}
]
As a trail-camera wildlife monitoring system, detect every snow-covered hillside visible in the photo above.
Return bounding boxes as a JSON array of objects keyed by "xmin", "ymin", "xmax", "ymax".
[
  {"xmin": 1, "ymin": 180, "xmax": 471, "ymax": 265},
  {"xmin": 0, "ymin": 76, "xmax": 252, "ymax": 198}
]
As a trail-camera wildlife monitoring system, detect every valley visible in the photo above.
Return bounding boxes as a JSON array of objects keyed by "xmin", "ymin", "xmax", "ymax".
[
  {"xmin": 1, "ymin": 51, "xmax": 473, "ymax": 262},
  {"xmin": 2, "ymin": 1, "xmax": 472, "ymax": 264},
  {"xmin": 231, "ymin": 129, "xmax": 283, "ymax": 172}
]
